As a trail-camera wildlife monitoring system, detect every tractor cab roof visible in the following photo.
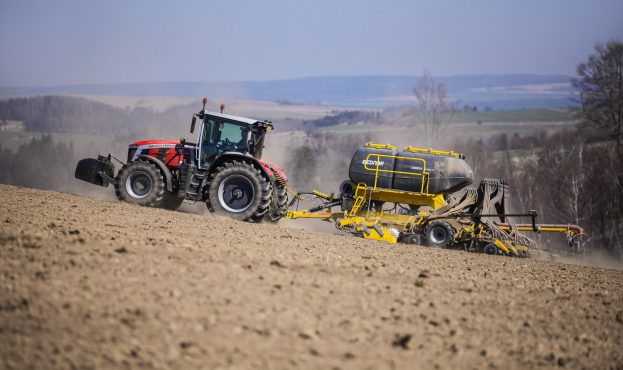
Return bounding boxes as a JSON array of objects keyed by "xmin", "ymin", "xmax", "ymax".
[{"xmin": 201, "ymin": 110, "xmax": 273, "ymax": 130}]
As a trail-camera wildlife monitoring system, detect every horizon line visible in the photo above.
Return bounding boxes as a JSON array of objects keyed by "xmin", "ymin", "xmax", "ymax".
[{"xmin": 0, "ymin": 73, "xmax": 576, "ymax": 89}]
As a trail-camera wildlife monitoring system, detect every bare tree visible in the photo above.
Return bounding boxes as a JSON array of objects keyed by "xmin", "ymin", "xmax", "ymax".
[
  {"xmin": 412, "ymin": 70, "xmax": 455, "ymax": 146},
  {"xmin": 573, "ymin": 40, "xmax": 623, "ymax": 152},
  {"xmin": 535, "ymin": 131, "xmax": 592, "ymax": 226}
]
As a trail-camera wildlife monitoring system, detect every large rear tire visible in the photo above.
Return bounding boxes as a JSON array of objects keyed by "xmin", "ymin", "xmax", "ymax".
[
  {"xmin": 114, "ymin": 161, "xmax": 165, "ymax": 207},
  {"xmin": 267, "ymin": 182, "xmax": 288, "ymax": 222},
  {"xmin": 206, "ymin": 161, "xmax": 271, "ymax": 222}
]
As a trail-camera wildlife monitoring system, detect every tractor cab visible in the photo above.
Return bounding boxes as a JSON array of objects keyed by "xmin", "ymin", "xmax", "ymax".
[{"xmin": 191, "ymin": 104, "xmax": 272, "ymax": 169}]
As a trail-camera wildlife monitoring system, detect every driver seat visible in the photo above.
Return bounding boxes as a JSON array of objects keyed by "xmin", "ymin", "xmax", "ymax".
[{"xmin": 202, "ymin": 128, "xmax": 221, "ymax": 166}]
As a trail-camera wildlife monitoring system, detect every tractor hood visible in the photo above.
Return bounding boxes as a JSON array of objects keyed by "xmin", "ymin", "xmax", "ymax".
[
  {"xmin": 129, "ymin": 139, "xmax": 181, "ymax": 148},
  {"xmin": 127, "ymin": 140, "xmax": 188, "ymax": 165}
]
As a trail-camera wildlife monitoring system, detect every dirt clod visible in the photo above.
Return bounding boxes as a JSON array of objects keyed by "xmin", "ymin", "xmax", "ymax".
[
  {"xmin": 270, "ymin": 260, "xmax": 284, "ymax": 268},
  {"xmin": 298, "ymin": 332, "xmax": 311, "ymax": 340},
  {"xmin": 392, "ymin": 334, "xmax": 411, "ymax": 349},
  {"xmin": 545, "ymin": 353, "xmax": 556, "ymax": 362}
]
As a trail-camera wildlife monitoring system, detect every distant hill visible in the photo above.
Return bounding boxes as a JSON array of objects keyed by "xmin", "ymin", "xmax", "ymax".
[{"xmin": 0, "ymin": 74, "xmax": 575, "ymax": 109}]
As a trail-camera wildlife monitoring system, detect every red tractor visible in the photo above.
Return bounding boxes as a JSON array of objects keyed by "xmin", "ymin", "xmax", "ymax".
[{"xmin": 75, "ymin": 99, "xmax": 288, "ymax": 222}]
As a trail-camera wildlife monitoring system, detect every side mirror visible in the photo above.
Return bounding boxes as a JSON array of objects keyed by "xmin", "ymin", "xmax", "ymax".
[{"xmin": 190, "ymin": 116, "xmax": 196, "ymax": 133}]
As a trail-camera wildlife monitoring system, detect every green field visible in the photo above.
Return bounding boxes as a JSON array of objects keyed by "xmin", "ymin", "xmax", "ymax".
[
  {"xmin": 446, "ymin": 108, "xmax": 574, "ymax": 123},
  {"xmin": 310, "ymin": 108, "xmax": 579, "ymax": 153},
  {"xmin": 319, "ymin": 108, "xmax": 577, "ymax": 138}
]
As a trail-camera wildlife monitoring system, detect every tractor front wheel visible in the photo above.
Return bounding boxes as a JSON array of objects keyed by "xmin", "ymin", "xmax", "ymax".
[
  {"xmin": 206, "ymin": 161, "xmax": 271, "ymax": 222},
  {"xmin": 114, "ymin": 161, "xmax": 165, "ymax": 207}
]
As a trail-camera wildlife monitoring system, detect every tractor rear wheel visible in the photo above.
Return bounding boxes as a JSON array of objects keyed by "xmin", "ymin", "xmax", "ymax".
[
  {"xmin": 267, "ymin": 183, "xmax": 288, "ymax": 222},
  {"xmin": 114, "ymin": 161, "xmax": 165, "ymax": 207},
  {"xmin": 206, "ymin": 161, "xmax": 271, "ymax": 222},
  {"xmin": 424, "ymin": 220, "xmax": 455, "ymax": 248}
]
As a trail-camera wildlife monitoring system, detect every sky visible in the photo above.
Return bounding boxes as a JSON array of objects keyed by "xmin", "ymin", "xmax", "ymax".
[{"xmin": 1, "ymin": 0, "xmax": 622, "ymax": 87}]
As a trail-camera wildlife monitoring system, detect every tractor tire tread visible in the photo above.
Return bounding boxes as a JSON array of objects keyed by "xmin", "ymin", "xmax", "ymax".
[
  {"xmin": 114, "ymin": 161, "xmax": 165, "ymax": 207},
  {"xmin": 205, "ymin": 160, "xmax": 272, "ymax": 222},
  {"xmin": 267, "ymin": 182, "xmax": 288, "ymax": 222}
]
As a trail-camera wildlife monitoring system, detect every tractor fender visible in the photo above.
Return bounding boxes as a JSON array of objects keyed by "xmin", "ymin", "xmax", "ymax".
[
  {"xmin": 138, "ymin": 154, "xmax": 173, "ymax": 192},
  {"xmin": 210, "ymin": 153, "xmax": 273, "ymax": 181}
]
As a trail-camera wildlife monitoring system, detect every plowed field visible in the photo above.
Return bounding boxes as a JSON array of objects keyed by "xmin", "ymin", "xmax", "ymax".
[{"xmin": 1, "ymin": 185, "xmax": 622, "ymax": 369}]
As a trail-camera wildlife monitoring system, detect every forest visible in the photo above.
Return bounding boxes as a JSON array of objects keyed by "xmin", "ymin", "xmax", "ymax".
[{"xmin": 0, "ymin": 95, "xmax": 194, "ymax": 137}]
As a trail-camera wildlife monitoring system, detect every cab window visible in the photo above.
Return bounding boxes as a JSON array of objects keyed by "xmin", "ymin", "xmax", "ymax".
[
  {"xmin": 219, "ymin": 122, "xmax": 248, "ymax": 149},
  {"xmin": 200, "ymin": 118, "xmax": 249, "ymax": 166}
]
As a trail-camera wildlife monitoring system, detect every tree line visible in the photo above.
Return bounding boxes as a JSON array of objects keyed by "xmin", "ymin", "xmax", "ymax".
[
  {"xmin": 0, "ymin": 135, "xmax": 76, "ymax": 191},
  {"xmin": 454, "ymin": 128, "xmax": 622, "ymax": 256},
  {"xmin": 0, "ymin": 95, "xmax": 195, "ymax": 137}
]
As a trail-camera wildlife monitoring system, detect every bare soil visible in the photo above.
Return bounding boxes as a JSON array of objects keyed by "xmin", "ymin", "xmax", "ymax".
[{"xmin": 1, "ymin": 184, "xmax": 622, "ymax": 369}]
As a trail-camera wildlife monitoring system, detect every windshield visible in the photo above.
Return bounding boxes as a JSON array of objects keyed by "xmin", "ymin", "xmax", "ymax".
[{"xmin": 199, "ymin": 118, "xmax": 249, "ymax": 166}]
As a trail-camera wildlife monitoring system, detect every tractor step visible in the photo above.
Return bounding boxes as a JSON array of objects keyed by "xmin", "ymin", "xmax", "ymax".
[{"xmin": 180, "ymin": 167, "xmax": 206, "ymax": 202}]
